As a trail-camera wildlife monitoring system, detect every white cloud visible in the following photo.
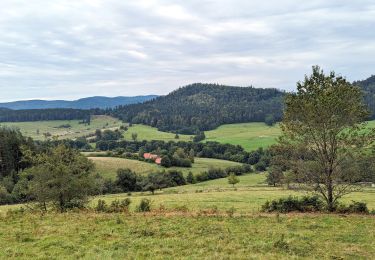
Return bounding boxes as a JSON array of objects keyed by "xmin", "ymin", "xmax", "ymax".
[{"xmin": 0, "ymin": 0, "xmax": 374, "ymax": 101}]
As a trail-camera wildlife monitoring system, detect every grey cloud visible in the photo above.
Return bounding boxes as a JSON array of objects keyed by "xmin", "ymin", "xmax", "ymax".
[{"xmin": 0, "ymin": 0, "xmax": 374, "ymax": 101}]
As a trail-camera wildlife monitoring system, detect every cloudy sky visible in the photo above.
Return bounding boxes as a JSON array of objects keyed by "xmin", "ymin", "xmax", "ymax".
[{"xmin": 0, "ymin": 0, "xmax": 374, "ymax": 101}]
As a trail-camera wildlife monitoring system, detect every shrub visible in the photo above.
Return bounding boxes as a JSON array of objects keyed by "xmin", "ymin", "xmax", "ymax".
[
  {"xmin": 109, "ymin": 198, "xmax": 132, "ymax": 213},
  {"xmin": 136, "ymin": 198, "xmax": 152, "ymax": 212},
  {"xmin": 95, "ymin": 199, "xmax": 107, "ymax": 212},
  {"xmin": 95, "ymin": 198, "xmax": 131, "ymax": 213},
  {"xmin": 336, "ymin": 201, "xmax": 369, "ymax": 214},
  {"xmin": 261, "ymin": 196, "xmax": 323, "ymax": 213},
  {"xmin": 186, "ymin": 172, "xmax": 196, "ymax": 184}
]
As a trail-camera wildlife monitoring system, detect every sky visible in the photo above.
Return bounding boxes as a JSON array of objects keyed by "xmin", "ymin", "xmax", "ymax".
[{"xmin": 0, "ymin": 0, "xmax": 374, "ymax": 102}]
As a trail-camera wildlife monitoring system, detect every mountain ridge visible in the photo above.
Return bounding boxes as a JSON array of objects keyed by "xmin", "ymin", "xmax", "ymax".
[{"xmin": 0, "ymin": 95, "xmax": 158, "ymax": 110}]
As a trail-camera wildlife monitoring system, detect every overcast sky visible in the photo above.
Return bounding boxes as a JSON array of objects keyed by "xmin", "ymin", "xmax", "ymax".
[{"xmin": 0, "ymin": 0, "xmax": 374, "ymax": 101}]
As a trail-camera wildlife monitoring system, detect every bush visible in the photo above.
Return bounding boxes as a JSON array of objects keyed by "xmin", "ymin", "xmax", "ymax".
[
  {"xmin": 225, "ymin": 165, "xmax": 253, "ymax": 176},
  {"xmin": 136, "ymin": 198, "xmax": 152, "ymax": 212},
  {"xmin": 95, "ymin": 199, "xmax": 107, "ymax": 212},
  {"xmin": 261, "ymin": 196, "xmax": 323, "ymax": 213},
  {"xmin": 108, "ymin": 198, "xmax": 132, "ymax": 213},
  {"xmin": 336, "ymin": 201, "xmax": 369, "ymax": 214},
  {"xmin": 95, "ymin": 198, "xmax": 132, "ymax": 213}
]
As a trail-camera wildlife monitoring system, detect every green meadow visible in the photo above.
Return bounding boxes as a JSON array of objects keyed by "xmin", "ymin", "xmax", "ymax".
[
  {"xmin": 0, "ymin": 115, "xmax": 123, "ymax": 140},
  {"xmin": 0, "ymin": 173, "xmax": 374, "ymax": 259},
  {"xmin": 125, "ymin": 122, "xmax": 281, "ymax": 151},
  {"xmin": 89, "ymin": 156, "xmax": 241, "ymax": 179}
]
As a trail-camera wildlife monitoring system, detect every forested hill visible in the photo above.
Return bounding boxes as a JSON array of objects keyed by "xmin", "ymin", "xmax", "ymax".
[
  {"xmin": 354, "ymin": 75, "xmax": 375, "ymax": 119},
  {"xmin": 111, "ymin": 83, "xmax": 285, "ymax": 133},
  {"xmin": 0, "ymin": 95, "xmax": 157, "ymax": 110},
  {"xmin": 0, "ymin": 108, "xmax": 96, "ymax": 122}
]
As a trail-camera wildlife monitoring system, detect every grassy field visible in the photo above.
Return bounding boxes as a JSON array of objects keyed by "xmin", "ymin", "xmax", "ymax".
[
  {"xmin": 93, "ymin": 174, "xmax": 375, "ymax": 213},
  {"xmin": 124, "ymin": 123, "xmax": 280, "ymax": 151},
  {"xmin": 89, "ymin": 156, "xmax": 241, "ymax": 179},
  {"xmin": 0, "ymin": 115, "xmax": 123, "ymax": 140},
  {"xmin": 124, "ymin": 124, "xmax": 193, "ymax": 142},
  {"xmin": 0, "ymin": 174, "xmax": 374, "ymax": 259},
  {"xmin": 205, "ymin": 122, "xmax": 281, "ymax": 151},
  {"xmin": 0, "ymin": 212, "xmax": 374, "ymax": 259}
]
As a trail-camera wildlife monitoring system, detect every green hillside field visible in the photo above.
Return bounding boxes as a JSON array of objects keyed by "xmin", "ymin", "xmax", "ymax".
[
  {"xmin": 0, "ymin": 174, "xmax": 374, "ymax": 259},
  {"xmin": 89, "ymin": 156, "xmax": 241, "ymax": 179},
  {"xmin": 124, "ymin": 123, "xmax": 280, "ymax": 151},
  {"xmin": 0, "ymin": 115, "xmax": 123, "ymax": 140}
]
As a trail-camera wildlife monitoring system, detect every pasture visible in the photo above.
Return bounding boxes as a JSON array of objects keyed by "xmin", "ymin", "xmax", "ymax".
[
  {"xmin": 124, "ymin": 124, "xmax": 193, "ymax": 142},
  {"xmin": 89, "ymin": 156, "xmax": 242, "ymax": 179},
  {"xmin": 205, "ymin": 122, "xmax": 281, "ymax": 151},
  {"xmin": 0, "ymin": 173, "xmax": 374, "ymax": 259},
  {"xmin": 0, "ymin": 115, "xmax": 123, "ymax": 140},
  {"xmin": 124, "ymin": 122, "xmax": 281, "ymax": 151}
]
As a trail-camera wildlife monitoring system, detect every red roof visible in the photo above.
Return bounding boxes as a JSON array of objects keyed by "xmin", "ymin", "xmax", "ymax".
[{"xmin": 144, "ymin": 153, "xmax": 162, "ymax": 164}]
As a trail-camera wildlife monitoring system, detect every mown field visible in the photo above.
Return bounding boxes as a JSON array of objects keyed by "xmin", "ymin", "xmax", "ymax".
[
  {"xmin": 205, "ymin": 122, "xmax": 281, "ymax": 151},
  {"xmin": 0, "ymin": 174, "xmax": 374, "ymax": 259},
  {"xmin": 125, "ymin": 122, "xmax": 280, "ymax": 151},
  {"xmin": 89, "ymin": 156, "xmax": 241, "ymax": 179},
  {"xmin": 0, "ymin": 115, "xmax": 123, "ymax": 140},
  {"xmin": 2, "ymin": 118, "xmax": 375, "ymax": 151},
  {"xmin": 124, "ymin": 124, "xmax": 193, "ymax": 142}
]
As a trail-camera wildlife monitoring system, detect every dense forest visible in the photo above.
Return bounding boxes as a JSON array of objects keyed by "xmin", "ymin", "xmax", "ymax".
[
  {"xmin": 0, "ymin": 95, "xmax": 157, "ymax": 110},
  {"xmin": 110, "ymin": 83, "xmax": 285, "ymax": 133},
  {"xmin": 0, "ymin": 108, "xmax": 101, "ymax": 122},
  {"xmin": 354, "ymin": 75, "xmax": 375, "ymax": 119},
  {"xmin": 1, "ymin": 77, "xmax": 375, "ymax": 128}
]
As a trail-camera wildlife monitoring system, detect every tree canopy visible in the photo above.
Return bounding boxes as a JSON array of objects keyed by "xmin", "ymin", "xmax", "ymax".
[{"xmin": 274, "ymin": 66, "xmax": 375, "ymax": 211}]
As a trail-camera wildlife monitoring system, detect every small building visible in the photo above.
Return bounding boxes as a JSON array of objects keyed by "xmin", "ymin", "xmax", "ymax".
[{"xmin": 144, "ymin": 153, "xmax": 162, "ymax": 165}]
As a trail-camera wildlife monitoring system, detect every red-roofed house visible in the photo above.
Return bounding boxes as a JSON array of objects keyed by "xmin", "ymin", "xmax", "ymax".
[{"xmin": 144, "ymin": 153, "xmax": 162, "ymax": 165}]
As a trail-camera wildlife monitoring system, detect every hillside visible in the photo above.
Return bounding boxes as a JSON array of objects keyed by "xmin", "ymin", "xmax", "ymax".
[
  {"xmin": 111, "ymin": 83, "xmax": 285, "ymax": 133},
  {"xmin": 0, "ymin": 95, "xmax": 157, "ymax": 110},
  {"xmin": 354, "ymin": 75, "xmax": 375, "ymax": 119}
]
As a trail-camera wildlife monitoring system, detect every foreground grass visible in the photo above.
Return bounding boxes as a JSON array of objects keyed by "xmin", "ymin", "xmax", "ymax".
[
  {"xmin": 0, "ymin": 174, "xmax": 374, "ymax": 259},
  {"xmin": 92, "ymin": 174, "xmax": 375, "ymax": 213},
  {"xmin": 0, "ymin": 212, "xmax": 374, "ymax": 259},
  {"xmin": 89, "ymin": 156, "xmax": 241, "ymax": 179},
  {"xmin": 0, "ymin": 115, "xmax": 123, "ymax": 140}
]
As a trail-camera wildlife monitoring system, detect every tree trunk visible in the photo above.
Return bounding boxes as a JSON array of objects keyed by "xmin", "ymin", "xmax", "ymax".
[
  {"xmin": 59, "ymin": 193, "xmax": 65, "ymax": 213},
  {"xmin": 327, "ymin": 177, "xmax": 334, "ymax": 212}
]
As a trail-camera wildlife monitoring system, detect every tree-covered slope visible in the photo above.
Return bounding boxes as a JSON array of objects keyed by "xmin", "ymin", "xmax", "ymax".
[
  {"xmin": 111, "ymin": 83, "xmax": 285, "ymax": 133},
  {"xmin": 354, "ymin": 75, "xmax": 375, "ymax": 119},
  {"xmin": 0, "ymin": 95, "xmax": 157, "ymax": 110}
]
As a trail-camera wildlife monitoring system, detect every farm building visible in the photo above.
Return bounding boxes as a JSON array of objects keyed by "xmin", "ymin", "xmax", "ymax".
[{"xmin": 143, "ymin": 153, "xmax": 162, "ymax": 165}]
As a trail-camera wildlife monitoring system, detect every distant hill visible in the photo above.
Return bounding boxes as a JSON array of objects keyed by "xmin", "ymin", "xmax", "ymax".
[
  {"xmin": 111, "ymin": 83, "xmax": 285, "ymax": 134},
  {"xmin": 0, "ymin": 95, "xmax": 158, "ymax": 110},
  {"xmin": 354, "ymin": 75, "xmax": 375, "ymax": 119}
]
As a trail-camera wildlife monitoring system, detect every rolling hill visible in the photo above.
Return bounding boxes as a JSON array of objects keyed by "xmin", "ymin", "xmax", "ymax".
[
  {"xmin": 0, "ymin": 95, "xmax": 158, "ymax": 110},
  {"xmin": 111, "ymin": 83, "xmax": 285, "ymax": 133}
]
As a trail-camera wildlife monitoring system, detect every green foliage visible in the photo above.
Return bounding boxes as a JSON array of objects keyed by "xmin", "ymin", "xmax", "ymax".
[
  {"xmin": 111, "ymin": 83, "xmax": 284, "ymax": 133},
  {"xmin": 94, "ymin": 198, "xmax": 132, "ymax": 213},
  {"xmin": 136, "ymin": 198, "xmax": 152, "ymax": 212},
  {"xmin": 115, "ymin": 168, "xmax": 138, "ymax": 192},
  {"xmin": 262, "ymin": 196, "xmax": 324, "ymax": 213},
  {"xmin": 266, "ymin": 167, "xmax": 284, "ymax": 186},
  {"xmin": 186, "ymin": 171, "xmax": 196, "ymax": 184},
  {"xmin": 193, "ymin": 131, "xmax": 206, "ymax": 142},
  {"xmin": 228, "ymin": 173, "xmax": 240, "ymax": 187},
  {"xmin": 26, "ymin": 145, "xmax": 97, "ymax": 212},
  {"xmin": 264, "ymin": 114, "xmax": 276, "ymax": 126},
  {"xmin": 277, "ymin": 66, "xmax": 375, "ymax": 211},
  {"xmin": 336, "ymin": 201, "xmax": 369, "ymax": 214}
]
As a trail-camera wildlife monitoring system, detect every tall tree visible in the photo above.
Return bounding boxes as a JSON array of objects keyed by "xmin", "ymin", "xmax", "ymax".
[
  {"xmin": 26, "ymin": 145, "xmax": 96, "ymax": 212},
  {"xmin": 277, "ymin": 66, "xmax": 375, "ymax": 211}
]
